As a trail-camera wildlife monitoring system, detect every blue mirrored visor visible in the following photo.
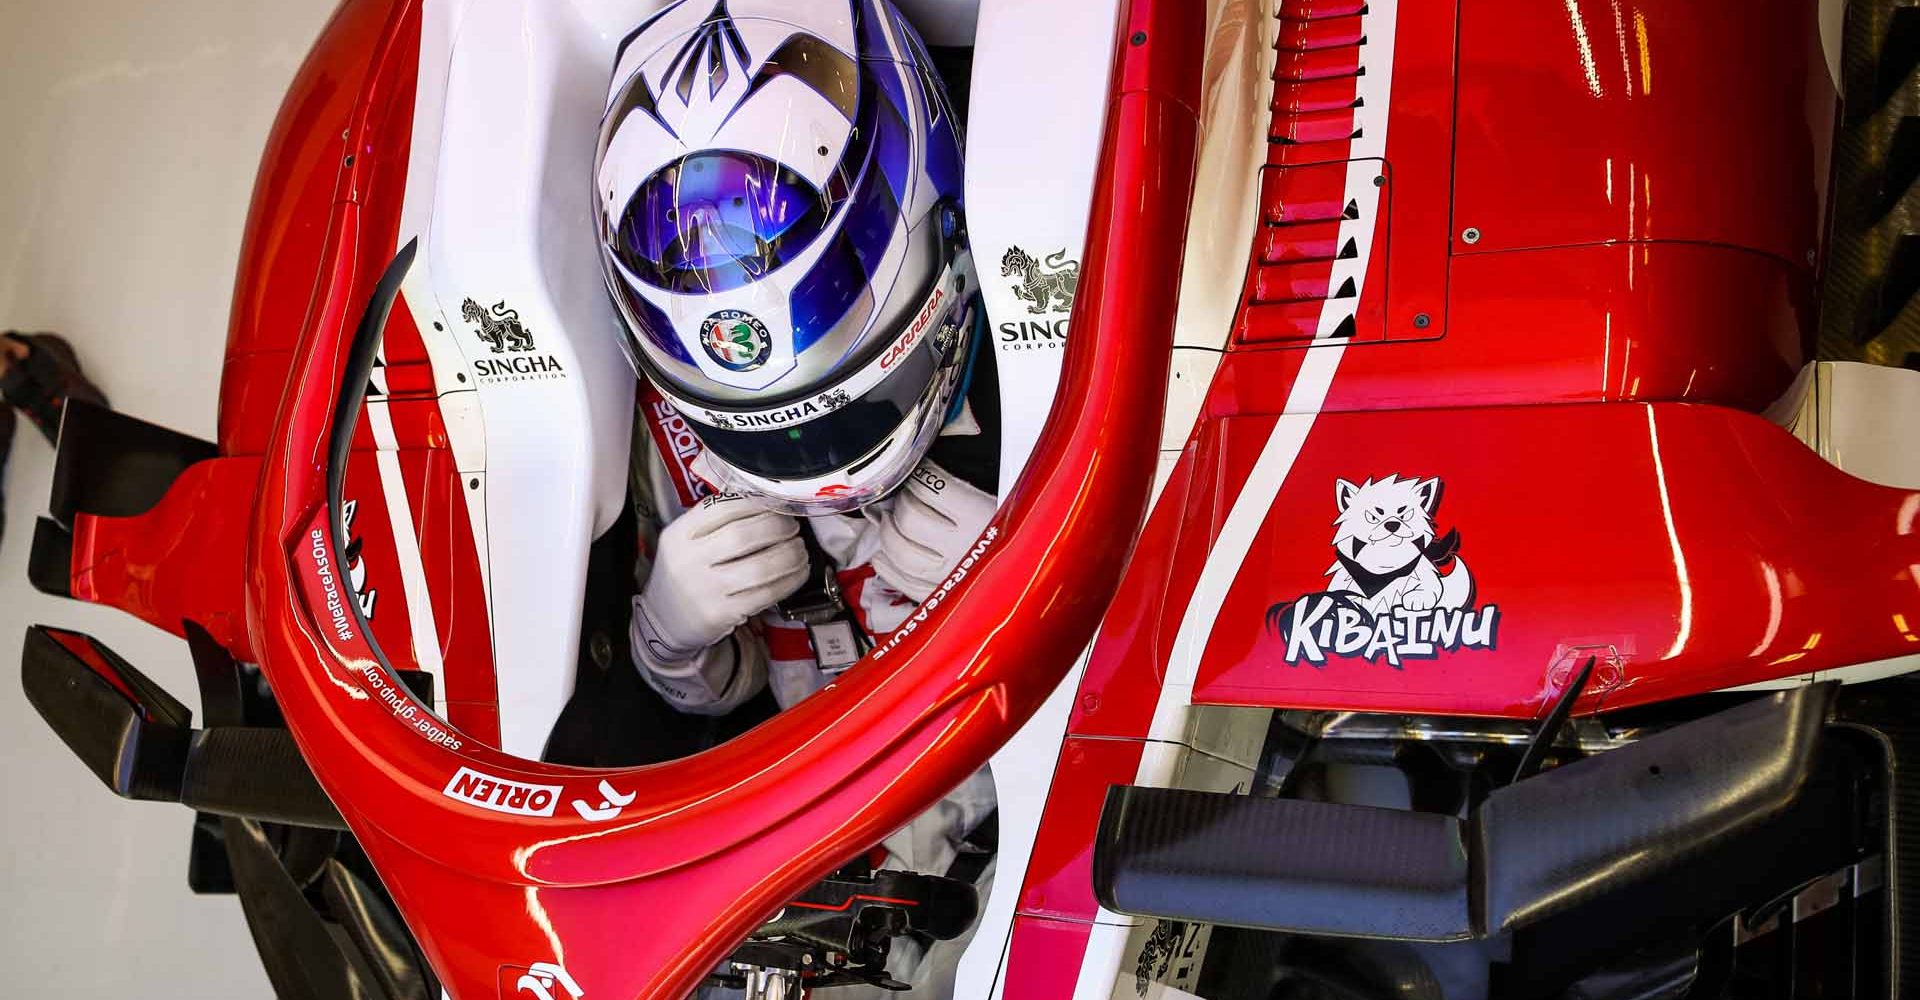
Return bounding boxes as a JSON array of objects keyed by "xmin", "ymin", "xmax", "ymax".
[{"xmin": 615, "ymin": 151, "xmax": 834, "ymax": 294}]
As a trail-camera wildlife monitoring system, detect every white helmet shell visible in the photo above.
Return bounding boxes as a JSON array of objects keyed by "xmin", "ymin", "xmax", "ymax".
[{"xmin": 595, "ymin": 0, "xmax": 976, "ymax": 514}]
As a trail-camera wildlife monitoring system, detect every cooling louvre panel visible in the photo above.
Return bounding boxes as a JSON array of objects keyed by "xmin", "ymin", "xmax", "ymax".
[
  {"xmin": 1285, "ymin": 0, "xmax": 1368, "ymax": 17},
  {"xmin": 1239, "ymin": 0, "xmax": 1386, "ymax": 346},
  {"xmin": 1277, "ymin": 14, "xmax": 1364, "ymax": 51},
  {"xmin": 1273, "ymin": 44, "xmax": 1363, "ymax": 88},
  {"xmin": 1275, "ymin": 76, "xmax": 1366, "ymax": 114}
]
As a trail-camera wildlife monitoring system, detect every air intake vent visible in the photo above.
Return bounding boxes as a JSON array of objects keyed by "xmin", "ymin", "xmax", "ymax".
[
  {"xmin": 1241, "ymin": 157, "xmax": 1383, "ymax": 343},
  {"xmin": 1237, "ymin": 0, "xmax": 1385, "ymax": 345},
  {"xmin": 1270, "ymin": 2, "xmax": 1368, "ymax": 160}
]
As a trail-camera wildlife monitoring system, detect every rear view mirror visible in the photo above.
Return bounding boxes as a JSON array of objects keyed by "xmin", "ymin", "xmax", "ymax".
[
  {"xmin": 22, "ymin": 625, "xmax": 192, "ymax": 801},
  {"xmin": 22, "ymin": 625, "xmax": 344, "ymax": 829}
]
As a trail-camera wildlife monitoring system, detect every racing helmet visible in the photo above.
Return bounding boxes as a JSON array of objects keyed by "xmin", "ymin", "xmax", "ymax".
[{"xmin": 595, "ymin": 0, "xmax": 977, "ymax": 516}]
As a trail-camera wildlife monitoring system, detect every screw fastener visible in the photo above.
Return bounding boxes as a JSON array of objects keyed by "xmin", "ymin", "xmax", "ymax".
[{"xmin": 1461, "ymin": 227, "xmax": 1481, "ymax": 245}]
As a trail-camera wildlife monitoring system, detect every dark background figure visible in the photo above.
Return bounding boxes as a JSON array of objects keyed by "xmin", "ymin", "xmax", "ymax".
[{"xmin": 0, "ymin": 332, "xmax": 107, "ymax": 548}]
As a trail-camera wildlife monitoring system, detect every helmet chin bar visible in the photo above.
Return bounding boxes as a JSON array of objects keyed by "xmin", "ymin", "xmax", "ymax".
[
  {"xmin": 692, "ymin": 350, "xmax": 963, "ymax": 517},
  {"xmin": 244, "ymin": 4, "xmax": 1202, "ymax": 998}
]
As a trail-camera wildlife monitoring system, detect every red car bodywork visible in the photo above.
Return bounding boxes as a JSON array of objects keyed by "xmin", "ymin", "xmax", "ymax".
[
  {"xmin": 102, "ymin": 0, "xmax": 1196, "ymax": 996},
  {"xmin": 43, "ymin": 0, "xmax": 1920, "ymax": 996}
]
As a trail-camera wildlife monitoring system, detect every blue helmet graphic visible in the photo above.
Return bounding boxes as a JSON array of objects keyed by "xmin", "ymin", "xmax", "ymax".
[{"xmin": 595, "ymin": 0, "xmax": 976, "ymax": 513}]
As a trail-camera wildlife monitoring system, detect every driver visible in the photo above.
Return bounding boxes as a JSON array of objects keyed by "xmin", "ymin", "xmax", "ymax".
[{"xmin": 593, "ymin": 1, "xmax": 997, "ymax": 994}]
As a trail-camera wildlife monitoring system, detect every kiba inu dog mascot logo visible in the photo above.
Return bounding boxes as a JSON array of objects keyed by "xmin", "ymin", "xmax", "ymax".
[{"xmin": 1267, "ymin": 474, "xmax": 1500, "ymax": 667}]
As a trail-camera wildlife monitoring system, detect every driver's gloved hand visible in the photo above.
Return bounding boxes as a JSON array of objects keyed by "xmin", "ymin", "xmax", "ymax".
[
  {"xmin": 632, "ymin": 493, "xmax": 808, "ymax": 714},
  {"xmin": 871, "ymin": 461, "xmax": 996, "ymax": 603}
]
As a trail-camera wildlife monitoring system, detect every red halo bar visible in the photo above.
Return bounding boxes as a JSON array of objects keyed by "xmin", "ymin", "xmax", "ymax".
[{"xmin": 243, "ymin": 0, "xmax": 1204, "ymax": 995}]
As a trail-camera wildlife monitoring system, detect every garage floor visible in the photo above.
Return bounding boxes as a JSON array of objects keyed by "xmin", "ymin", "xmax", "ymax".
[{"xmin": 0, "ymin": 2, "xmax": 332, "ymax": 995}]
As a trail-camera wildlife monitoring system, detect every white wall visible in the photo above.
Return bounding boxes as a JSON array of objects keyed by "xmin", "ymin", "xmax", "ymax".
[{"xmin": 0, "ymin": 2, "xmax": 332, "ymax": 995}]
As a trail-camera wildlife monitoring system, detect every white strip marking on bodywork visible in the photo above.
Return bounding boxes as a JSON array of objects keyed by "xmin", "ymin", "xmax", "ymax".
[
  {"xmin": 424, "ymin": 0, "xmax": 645, "ymax": 755},
  {"xmin": 367, "ymin": 399, "xmax": 447, "ymax": 706},
  {"xmin": 1073, "ymin": 0, "xmax": 1401, "ymax": 993},
  {"xmin": 1146, "ymin": 367, "xmax": 1336, "ymax": 742},
  {"xmin": 968, "ymin": 651, "xmax": 1095, "ymax": 1000},
  {"xmin": 951, "ymin": 0, "xmax": 1127, "ymax": 995},
  {"xmin": 398, "ymin": 0, "xmax": 492, "ymax": 618},
  {"xmin": 1143, "ymin": 130, "xmax": 1392, "ymax": 742},
  {"xmin": 1157, "ymin": 0, "xmax": 1289, "ymax": 457},
  {"xmin": 1135, "ymin": 0, "xmax": 1400, "ymax": 754},
  {"xmin": 1721, "ymin": 653, "xmax": 1920, "ymax": 692}
]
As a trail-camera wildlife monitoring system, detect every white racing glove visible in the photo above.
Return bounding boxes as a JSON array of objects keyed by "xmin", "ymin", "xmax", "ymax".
[
  {"xmin": 632, "ymin": 494, "xmax": 809, "ymax": 714},
  {"xmin": 870, "ymin": 461, "xmax": 997, "ymax": 603}
]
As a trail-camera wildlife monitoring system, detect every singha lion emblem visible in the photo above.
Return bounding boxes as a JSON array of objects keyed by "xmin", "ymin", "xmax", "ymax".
[
  {"xmin": 462, "ymin": 298, "xmax": 535, "ymax": 354},
  {"xmin": 1001, "ymin": 246, "xmax": 1080, "ymax": 315}
]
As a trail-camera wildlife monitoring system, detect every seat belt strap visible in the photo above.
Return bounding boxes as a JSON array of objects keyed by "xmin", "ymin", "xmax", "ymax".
[{"xmin": 774, "ymin": 521, "xmax": 870, "ymax": 672}]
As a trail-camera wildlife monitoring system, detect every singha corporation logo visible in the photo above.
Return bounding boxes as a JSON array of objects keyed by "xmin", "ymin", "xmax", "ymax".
[
  {"xmin": 461, "ymin": 297, "xmax": 568, "ymax": 384},
  {"xmin": 699, "ymin": 308, "xmax": 772, "ymax": 371},
  {"xmin": 463, "ymin": 298, "xmax": 535, "ymax": 353},
  {"xmin": 1266, "ymin": 475, "xmax": 1500, "ymax": 667},
  {"xmin": 1001, "ymin": 246, "xmax": 1080, "ymax": 315},
  {"xmin": 998, "ymin": 246, "xmax": 1081, "ymax": 352}
]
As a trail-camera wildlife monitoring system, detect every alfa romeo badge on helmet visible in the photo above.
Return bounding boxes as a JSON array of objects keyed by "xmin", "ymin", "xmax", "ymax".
[
  {"xmin": 594, "ymin": 0, "xmax": 978, "ymax": 515},
  {"xmin": 700, "ymin": 309, "xmax": 773, "ymax": 371}
]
